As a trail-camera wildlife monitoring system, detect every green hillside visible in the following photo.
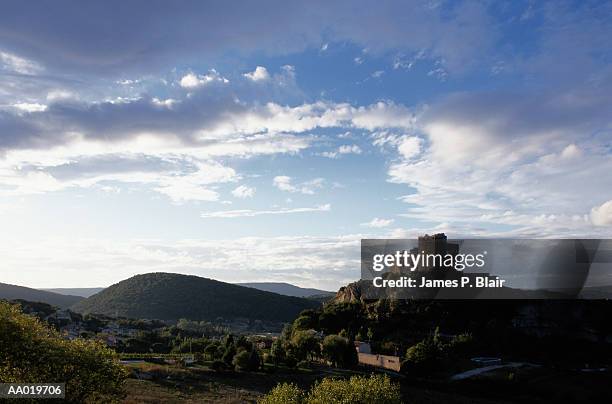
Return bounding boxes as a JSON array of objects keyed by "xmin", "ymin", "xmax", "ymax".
[
  {"xmin": 71, "ymin": 273, "xmax": 320, "ymax": 322},
  {"xmin": 0, "ymin": 282, "xmax": 83, "ymax": 308}
]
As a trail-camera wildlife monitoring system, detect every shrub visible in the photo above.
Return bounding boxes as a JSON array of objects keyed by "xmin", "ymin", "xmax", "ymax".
[
  {"xmin": 259, "ymin": 374, "xmax": 401, "ymax": 404},
  {"xmin": 308, "ymin": 374, "xmax": 401, "ymax": 404},
  {"xmin": 259, "ymin": 383, "xmax": 304, "ymax": 404},
  {"xmin": 233, "ymin": 350, "xmax": 251, "ymax": 371},
  {"xmin": 0, "ymin": 302, "xmax": 127, "ymax": 403}
]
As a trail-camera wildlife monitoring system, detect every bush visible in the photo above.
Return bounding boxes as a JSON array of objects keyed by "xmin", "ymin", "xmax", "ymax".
[
  {"xmin": 0, "ymin": 301, "xmax": 127, "ymax": 403},
  {"xmin": 259, "ymin": 375, "xmax": 400, "ymax": 404},
  {"xmin": 308, "ymin": 374, "xmax": 401, "ymax": 404},
  {"xmin": 232, "ymin": 350, "xmax": 251, "ymax": 371},
  {"xmin": 259, "ymin": 383, "xmax": 304, "ymax": 404}
]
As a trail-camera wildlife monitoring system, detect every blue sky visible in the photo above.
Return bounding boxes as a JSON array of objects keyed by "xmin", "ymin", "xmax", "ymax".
[{"xmin": 0, "ymin": 1, "xmax": 611, "ymax": 289}]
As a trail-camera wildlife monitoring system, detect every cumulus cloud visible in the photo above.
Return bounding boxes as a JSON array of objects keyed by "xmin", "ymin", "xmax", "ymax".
[
  {"xmin": 0, "ymin": 85, "xmax": 416, "ymax": 200},
  {"xmin": 231, "ymin": 184, "xmax": 255, "ymax": 198},
  {"xmin": 397, "ymin": 136, "xmax": 421, "ymax": 160},
  {"xmin": 361, "ymin": 217, "xmax": 394, "ymax": 228},
  {"xmin": 179, "ymin": 70, "xmax": 228, "ymax": 89},
  {"xmin": 591, "ymin": 200, "xmax": 612, "ymax": 227},
  {"xmin": 201, "ymin": 203, "xmax": 330, "ymax": 218},
  {"xmin": 273, "ymin": 176, "xmax": 324, "ymax": 194},
  {"xmin": 243, "ymin": 66, "xmax": 269, "ymax": 81},
  {"xmin": 387, "ymin": 87, "xmax": 612, "ymax": 236}
]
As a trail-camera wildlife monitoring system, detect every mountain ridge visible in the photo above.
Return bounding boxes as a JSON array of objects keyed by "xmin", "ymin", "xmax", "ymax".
[
  {"xmin": 237, "ymin": 282, "xmax": 333, "ymax": 298},
  {"xmin": 0, "ymin": 282, "xmax": 84, "ymax": 308},
  {"xmin": 71, "ymin": 272, "xmax": 320, "ymax": 322}
]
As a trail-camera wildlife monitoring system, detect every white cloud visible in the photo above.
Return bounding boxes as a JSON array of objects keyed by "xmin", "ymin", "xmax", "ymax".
[
  {"xmin": 0, "ymin": 50, "xmax": 42, "ymax": 74},
  {"xmin": 338, "ymin": 144, "xmax": 362, "ymax": 154},
  {"xmin": 179, "ymin": 69, "xmax": 228, "ymax": 89},
  {"xmin": 201, "ymin": 204, "xmax": 331, "ymax": 218},
  {"xmin": 11, "ymin": 103, "xmax": 47, "ymax": 113},
  {"xmin": 243, "ymin": 66, "xmax": 269, "ymax": 82},
  {"xmin": 272, "ymin": 176, "xmax": 324, "ymax": 194},
  {"xmin": 386, "ymin": 90, "xmax": 612, "ymax": 237},
  {"xmin": 231, "ymin": 185, "xmax": 255, "ymax": 199},
  {"xmin": 591, "ymin": 200, "xmax": 612, "ymax": 227},
  {"xmin": 152, "ymin": 160, "xmax": 237, "ymax": 203},
  {"xmin": 320, "ymin": 144, "xmax": 362, "ymax": 159},
  {"xmin": 361, "ymin": 217, "xmax": 394, "ymax": 228},
  {"xmin": 0, "ymin": 234, "xmax": 359, "ymax": 290},
  {"xmin": 397, "ymin": 136, "xmax": 422, "ymax": 159}
]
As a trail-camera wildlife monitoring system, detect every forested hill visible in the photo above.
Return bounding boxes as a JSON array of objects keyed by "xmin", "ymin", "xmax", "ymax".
[
  {"xmin": 0, "ymin": 282, "xmax": 83, "ymax": 308},
  {"xmin": 71, "ymin": 273, "xmax": 320, "ymax": 322}
]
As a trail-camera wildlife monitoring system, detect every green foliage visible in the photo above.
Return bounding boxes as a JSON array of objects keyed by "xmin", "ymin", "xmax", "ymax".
[
  {"xmin": 318, "ymin": 302, "xmax": 364, "ymax": 337},
  {"xmin": 259, "ymin": 375, "xmax": 401, "ymax": 404},
  {"xmin": 308, "ymin": 374, "xmax": 401, "ymax": 404},
  {"xmin": 258, "ymin": 382, "xmax": 305, "ymax": 404},
  {"xmin": 248, "ymin": 348, "xmax": 262, "ymax": 371},
  {"xmin": 204, "ymin": 342, "xmax": 220, "ymax": 359},
  {"xmin": 0, "ymin": 301, "xmax": 127, "ymax": 403},
  {"xmin": 222, "ymin": 345, "xmax": 236, "ymax": 365},
  {"xmin": 404, "ymin": 329, "xmax": 474, "ymax": 373},
  {"xmin": 292, "ymin": 309, "xmax": 319, "ymax": 330},
  {"xmin": 291, "ymin": 330, "xmax": 320, "ymax": 361},
  {"xmin": 405, "ymin": 338, "xmax": 439, "ymax": 369},
  {"xmin": 321, "ymin": 335, "xmax": 357, "ymax": 368},
  {"xmin": 270, "ymin": 339, "xmax": 285, "ymax": 365},
  {"xmin": 72, "ymin": 273, "xmax": 319, "ymax": 322},
  {"xmin": 232, "ymin": 350, "xmax": 251, "ymax": 371}
]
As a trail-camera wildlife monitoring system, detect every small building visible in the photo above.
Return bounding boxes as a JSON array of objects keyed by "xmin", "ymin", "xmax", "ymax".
[{"xmin": 358, "ymin": 353, "xmax": 401, "ymax": 372}]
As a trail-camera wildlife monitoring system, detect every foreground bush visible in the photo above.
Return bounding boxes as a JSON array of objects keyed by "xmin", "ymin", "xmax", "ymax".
[
  {"xmin": 0, "ymin": 301, "xmax": 127, "ymax": 403},
  {"xmin": 259, "ymin": 383, "xmax": 305, "ymax": 404},
  {"xmin": 259, "ymin": 374, "xmax": 401, "ymax": 404}
]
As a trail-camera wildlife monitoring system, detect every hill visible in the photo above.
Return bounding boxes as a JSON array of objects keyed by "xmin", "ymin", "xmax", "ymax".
[
  {"xmin": 71, "ymin": 273, "xmax": 320, "ymax": 322},
  {"xmin": 42, "ymin": 288, "xmax": 105, "ymax": 298},
  {"xmin": 237, "ymin": 282, "xmax": 334, "ymax": 298},
  {"xmin": 0, "ymin": 282, "xmax": 83, "ymax": 308}
]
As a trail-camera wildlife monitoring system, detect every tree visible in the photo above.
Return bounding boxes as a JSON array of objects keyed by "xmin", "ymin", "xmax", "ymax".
[
  {"xmin": 248, "ymin": 348, "xmax": 262, "ymax": 371},
  {"xmin": 204, "ymin": 342, "xmax": 219, "ymax": 360},
  {"xmin": 232, "ymin": 350, "xmax": 251, "ymax": 371},
  {"xmin": 321, "ymin": 335, "xmax": 357, "ymax": 368},
  {"xmin": 292, "ymin": 309, "xmax": 318, "ymax": 331},
  {"xmin": 270, "ymin": 339, "xmax": 285, "ymax": 365},
  {"xmin": 0, "ymin": 302, "xmax": 127, "ymax": 403},
  {"xmin": 291, "ymin": 330, "xmax": 320, "ymax": 361},
  {"xmin": 222, "ymin": 345, "xmax": 237, "ymax": 365}
]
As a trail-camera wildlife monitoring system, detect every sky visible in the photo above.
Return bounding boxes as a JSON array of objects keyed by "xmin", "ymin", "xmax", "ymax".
[{"xmin": 0, "ymin": 0, "xmax": 611, "ymax": 290}]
